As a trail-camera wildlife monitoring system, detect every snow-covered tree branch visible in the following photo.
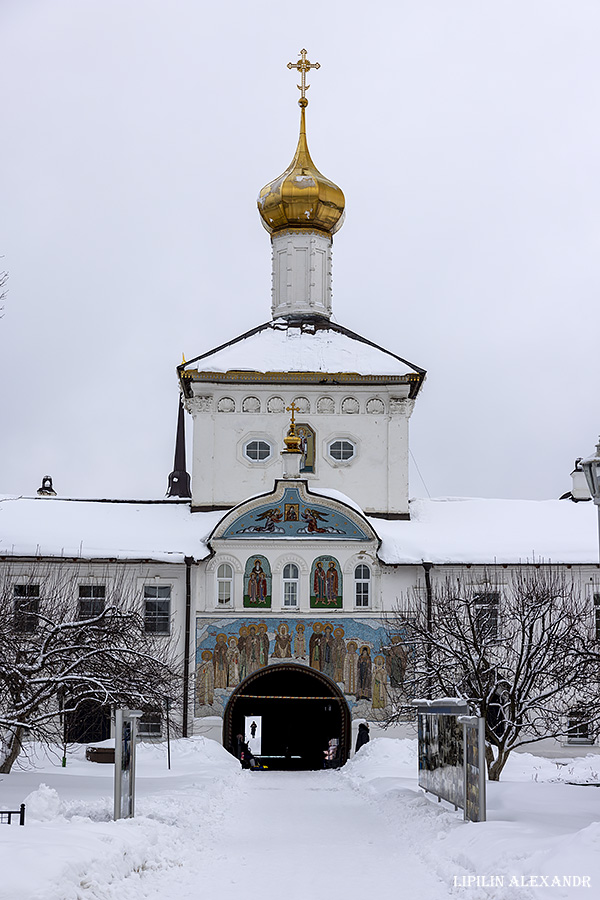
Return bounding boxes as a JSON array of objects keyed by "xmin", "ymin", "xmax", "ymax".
[
  {"xmin": 0, "ymin": 561, "xmax": 181, "ymax": 773},
  {"xmin": 384, "ymin": 568, "xmax": 599, "ymax": 780}
]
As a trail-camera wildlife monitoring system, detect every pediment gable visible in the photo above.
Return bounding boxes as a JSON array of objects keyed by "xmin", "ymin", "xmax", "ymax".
[{"xmin": 210, "ymin": 481, "xmax": 378, "ymax": 543}]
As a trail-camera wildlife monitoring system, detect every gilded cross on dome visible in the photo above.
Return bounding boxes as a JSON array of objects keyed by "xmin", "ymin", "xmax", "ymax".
[
  {"xmin": 287, "ymin": 49, "xmax": 320, "ymax": 107},
  {"xmin": 286, "ymin": 401, "xmax": 299, "ymax": 427},
  {"xmin": 284, "ymin": 401, "xmax": 303, "ymax": 453}
]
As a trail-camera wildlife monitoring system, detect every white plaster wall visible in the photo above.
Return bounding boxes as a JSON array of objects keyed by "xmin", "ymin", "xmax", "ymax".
[
  {"xmin": 271, "ymin": 230, "xmax": 332, "ymax": 319},
  {"xmin": 187, "ymin": 384, "xmax": 414, "ymax": 515},
  {"xmin": 4, "ymin": 559, "xmax": 190, "ymax": 738}
]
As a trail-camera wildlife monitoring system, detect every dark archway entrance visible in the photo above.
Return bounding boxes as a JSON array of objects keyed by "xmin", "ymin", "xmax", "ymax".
[{"xmin": 223, "ymin": 663, "xmax": 351, "ymax": 770}]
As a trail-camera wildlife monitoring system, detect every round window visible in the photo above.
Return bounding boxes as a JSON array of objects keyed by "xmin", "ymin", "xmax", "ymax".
[
  {"xmin": 328, "ymin": 439, "xmax": 356, "ymax": 461},
  {"xmin": 244, "ymin": 440, "xmax": 272, "ymax": 461}
]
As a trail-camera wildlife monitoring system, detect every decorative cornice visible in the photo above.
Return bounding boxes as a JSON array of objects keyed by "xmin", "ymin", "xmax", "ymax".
[
  {"xmin": 185, "ymin": 395, "xmax": 213, "ymax": 415},
  {"xmin": 389, "ymin": 398, "xmax": 416, "ymax": 417},
  {"xmin": 183, "ymin": 370, "xmax": 422, "ymax": 387},
  {"xmin": 271, "ymin": 227, "xmax": 333, "ymax": 241}
]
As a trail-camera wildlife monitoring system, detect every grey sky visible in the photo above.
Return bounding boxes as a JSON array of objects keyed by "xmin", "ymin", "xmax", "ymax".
[{"xmin": 1, "ymin": 0, "xmax": 599, "ymax": 502}]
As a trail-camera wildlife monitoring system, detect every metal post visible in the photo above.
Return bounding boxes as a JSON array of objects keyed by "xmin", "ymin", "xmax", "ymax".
[
  {"xmin": 114, "ymin": 708, "xmax": 123, "ymax": 820},
  {"xmin": 165, "ymin": 696, "xmax": 171, "ymax": 770},
  {"xmin": 19, "ymin": 804, "xmax": 25, "ymax": 826},
  {"xmin": 462, "ymin": 722, "xmax": 467, "ymax": 821},
  {"xmin": 422, "ymin": 562, "xmax": 433, "ymax": 699}
]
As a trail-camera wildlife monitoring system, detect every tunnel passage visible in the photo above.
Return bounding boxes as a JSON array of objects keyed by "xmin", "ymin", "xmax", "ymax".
[{"xmin": 223, "ymin": 662, "xmax": 351, "ymax": 770}]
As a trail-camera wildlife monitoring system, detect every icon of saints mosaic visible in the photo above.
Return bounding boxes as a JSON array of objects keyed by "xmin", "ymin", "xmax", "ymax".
[
  {"xmin": 243, "ymin": 556, "xmax": 272, "ymax": 608},
  {"xmin": 195, "ymin": 617, "xmax": 412, "ymax": 720},
  {"xmin": 310, "ymin": 556, "xmax": 342, "ymax": 608}
]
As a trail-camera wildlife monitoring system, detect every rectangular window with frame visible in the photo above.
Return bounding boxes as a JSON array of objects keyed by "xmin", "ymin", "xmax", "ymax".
[
  {"xmin": 138, "ymin": 712, "xmax": 162, "ymax": 738},
  {"xmin": 283, "ymin": 581, "xmax": 298, "ymax": 607},
  {"xmin": 14, "ymin": 584, "xmax": 40, "ymax": 632},
  {"xmin": 78, "ymin": 585, "xmax": 106, "ymax": 619},
  {"xmin": 144, "ymin": 585, "xmax": 171, "ymax": 634},
  {"xmin": 567, "ymin": 712, "xmax": 592, "ymax": 745},
  {"xmin": 473, "ymin": 592, "xmax": 500, "ymax": 641},
  {"xmin": 594, "ymin": 592, "xmax": 600, "ymax": 642}
]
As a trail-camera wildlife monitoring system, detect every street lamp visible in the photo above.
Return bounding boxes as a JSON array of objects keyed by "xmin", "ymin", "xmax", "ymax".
[{"xmin": 581, "ymin": 437, "xmax": 600, "ymax": 560}]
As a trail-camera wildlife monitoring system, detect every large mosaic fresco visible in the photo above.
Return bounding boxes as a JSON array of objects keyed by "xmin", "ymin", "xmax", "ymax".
[
  {"xmin": 195, "ymin": 617, "xmax": 411, "ymax": 721},
  {"xmin": 219, "ymin": 486, "xmax": 371, "ymax": 540}
]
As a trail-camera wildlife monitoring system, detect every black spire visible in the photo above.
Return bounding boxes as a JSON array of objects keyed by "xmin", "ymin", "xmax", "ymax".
[{"xmin": 166, "ymin": 396, "xmax": 191, "ymax": 499}]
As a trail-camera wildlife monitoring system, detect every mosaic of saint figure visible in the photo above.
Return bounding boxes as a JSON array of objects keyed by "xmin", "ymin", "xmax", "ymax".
[
  {"xmin": 309, "ymin": 622, "xmax": 324, "ymax": 671},
  {"xmin": 386, "ymin": 636, "xmax": 408, "ymax": 688},
  {"xmin": 248, "ymin": 560, "xmax": 268, "ymax": 604},
  {"xmin": 258, "ymin": 623, "xmax": 270, "ymax": 667},
  {"xmin": 273, "ymin": 623, "xmax": 292, "ymax": 658},
  {"xmin": 356, "ymin": 645, "xmax": 372, "ymax": 700},
  {"xmin": 311, "ymin": 558, "xmax": 342, "ymax": 608},
  {"xmin": 247, "ymin": 624, "xmax": 261, "ymax": 675},
  {"xmin": 325, "ymin": 561, "xmax": 339, "ymax": 604},
  {"xmin": 213, "ymin": 633, "xmax": 228, "ymax": 689},
  {"xmin": 302, "ymin": 508, "xmax": 330, "ymax": 534},
  {"xmin": 344, "ymin": 641, "xmax": 358, "ymax": 695},
  {"xmin": 372, "ymin": 655, "xmax": 388, "ymax": 709},
  {"xmin": 333, "ymin": 627, "xmax": 346, "ymax": 683},
  {"xmin": 238, "ymin": 626, "xmax": 248, "ymax": 681},
  {"xmin": 285, "ymin": 504, "xmax": 299, "ymax": 521},
  {"xmin": 294, "ymin": 623, "xmax": 306, "ymax": 659},
  {"xmin": 237, "ymin": 507, "xmax": 284, "ymax": 534},
  {"xmin": 197, "ymin": 650, "xmax": 214, "ymax": 706},
  {"xmin": 313, "ymin": 560, "xmax": 326, "ymax": 603},
  {"xmin": 227, "ymin": 636, "xmax": 240, "ymax": 687},
  {"xmin": 322, "ymin": 624, "xmax": 335, "ymax": 678},
  {"xmin": 297, "ymin": 424, "xmax": 315, "ymax": 473},
  {"xmin": 300, "ymin": 508, "xmax": 344, "ymax": 535}
]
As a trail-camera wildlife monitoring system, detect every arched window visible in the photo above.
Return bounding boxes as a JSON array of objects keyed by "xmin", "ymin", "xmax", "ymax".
[
  {"xmin": 217, "ymin": 563, "xmax": 234, "ymax": 605},
  {"xmin": 354, "ymin": 564, "xmax": 370, "ymax": 607},
  {"xmin": 283, "ymin": 563, "xmax": 299, "ymax": 607}
]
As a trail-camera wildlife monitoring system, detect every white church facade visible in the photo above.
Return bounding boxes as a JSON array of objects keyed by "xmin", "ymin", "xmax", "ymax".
[{"xmin": 1, "ymin": 52, "xmax": 599, "ymax": 762}]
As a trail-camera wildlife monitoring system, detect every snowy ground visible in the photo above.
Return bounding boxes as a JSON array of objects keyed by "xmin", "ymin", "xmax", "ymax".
[{"xmin": 1, "ymin": 738, "xmax": 599, "ymax": 900}]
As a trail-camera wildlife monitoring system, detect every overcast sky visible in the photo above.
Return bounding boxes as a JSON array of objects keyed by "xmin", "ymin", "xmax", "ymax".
[{"xmin": 1, "ymin": 0, "xmax": 599, "ymax": 503}]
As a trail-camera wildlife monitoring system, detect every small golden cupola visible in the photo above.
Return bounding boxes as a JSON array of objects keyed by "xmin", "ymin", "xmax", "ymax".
[{"xmin": 258, "ymin": 51, "xmax": 345, "ymax": 320}]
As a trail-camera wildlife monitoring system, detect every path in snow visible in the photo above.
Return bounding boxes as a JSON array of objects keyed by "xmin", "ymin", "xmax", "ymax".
[{"xmin": 137, "ymin": 769, "xmax": 452, "ymax": 900}]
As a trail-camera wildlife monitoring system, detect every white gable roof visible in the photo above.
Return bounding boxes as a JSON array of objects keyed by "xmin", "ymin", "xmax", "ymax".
[{"xmin": 183, "ymin": 320, "xmax": 423, "ymax": 379}]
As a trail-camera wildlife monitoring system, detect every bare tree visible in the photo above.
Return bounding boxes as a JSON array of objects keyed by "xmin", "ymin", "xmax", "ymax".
[
  {"xmin": 385, "ymin": 568, "xmax": 598, "ymax": 780},
  {"xmin": 0, "ymin": 561, "xmax": 182, "ymax": 773}
]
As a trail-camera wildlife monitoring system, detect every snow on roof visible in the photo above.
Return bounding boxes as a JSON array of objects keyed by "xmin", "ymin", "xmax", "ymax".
[
  {"xmin": 0, "ymin": 495, "xmax": 596, "ymax": 566},
  {"xmin": 370, "ymin": 497, "xmax": 599, "ymax": 565},
  {"xmin": 0, "ymin": 497, "xmax": 221, "ymax": 563},
  {"xmin": 183, "ymin": 320, "xmax": 423, "ymax": 378}
]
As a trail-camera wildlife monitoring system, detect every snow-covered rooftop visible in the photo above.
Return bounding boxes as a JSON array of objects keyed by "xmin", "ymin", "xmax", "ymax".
[
  {"xmin": 182, "ymin": 319, "xmax": 424, "ymax": 379},
  {"xmin": 1, "ymin": 494, "xmax": 597, "ymax": 566},
  {"xmin": 371, "ymin": 497, "xmax": 599, "ymax": 565},
  {"xmin": 0, "ymin": 497, "xmax": 221, "ymax": 563}
]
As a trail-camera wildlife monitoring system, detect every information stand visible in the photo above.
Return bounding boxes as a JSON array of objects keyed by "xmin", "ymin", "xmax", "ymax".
[
  {"xmin": 114, "ymin": 709, "xmax": 142, "ymax": 820},
  {"xmin": 414, "ymin": 699, "xmax": 486, "ymax": 822}
]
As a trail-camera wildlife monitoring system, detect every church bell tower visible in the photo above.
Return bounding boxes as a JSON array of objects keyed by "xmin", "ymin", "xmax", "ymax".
[
  {"xmin": 178, "ymin": 51, "xmax": 426, "ymax": 518},
  {"xmin": 257, "ymin": 50, "xmax": 345, "ymax": 321}
]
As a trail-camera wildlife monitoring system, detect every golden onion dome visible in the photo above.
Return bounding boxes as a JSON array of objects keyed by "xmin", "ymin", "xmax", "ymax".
[{"xmin": 257, "ymin": 103, "xmax": 345, "ymax": 237}]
